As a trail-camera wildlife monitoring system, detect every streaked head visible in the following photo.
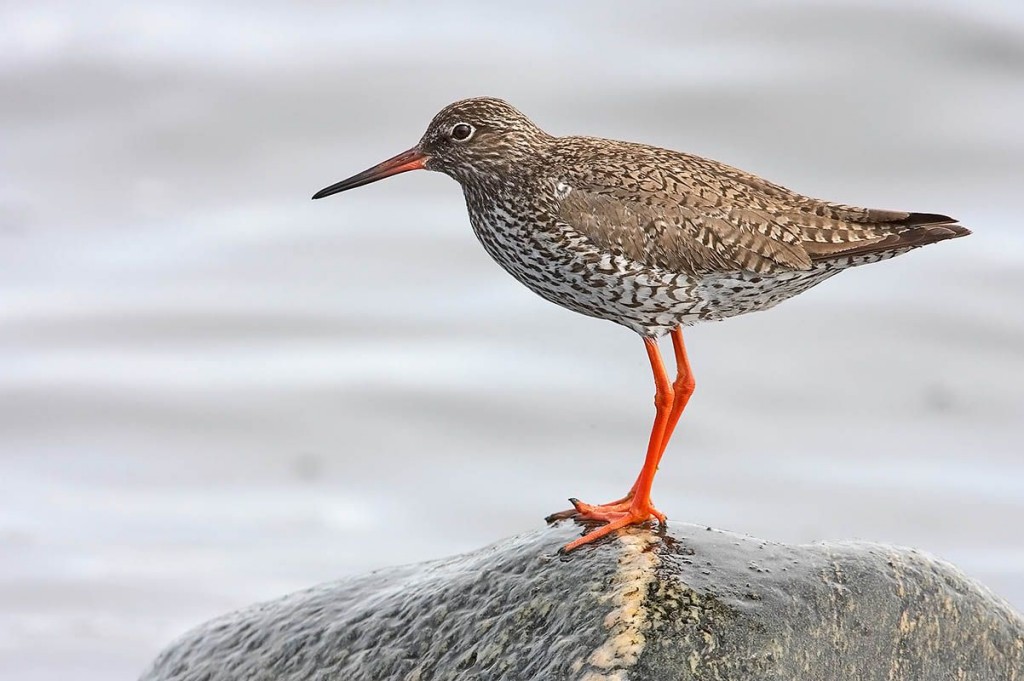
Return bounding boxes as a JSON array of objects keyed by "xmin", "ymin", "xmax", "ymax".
[{"xmin": 312, "ymin": 97, "xmax": 549, "ymax": 199}]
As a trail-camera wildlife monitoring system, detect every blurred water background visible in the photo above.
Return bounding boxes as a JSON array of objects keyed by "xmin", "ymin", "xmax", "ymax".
[{"xmin": 2, "ymin": 1, "xmax": 1023, "ymax": 678}]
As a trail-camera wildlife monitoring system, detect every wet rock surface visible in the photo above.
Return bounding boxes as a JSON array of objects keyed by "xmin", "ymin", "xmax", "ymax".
[{"xmin": 140, "ymin": 522, "xmax": 1024, "ymax": 680}]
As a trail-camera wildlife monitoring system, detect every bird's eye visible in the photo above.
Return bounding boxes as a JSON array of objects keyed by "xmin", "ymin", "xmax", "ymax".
[{"xmin": 451, "ymin": 123, "xmax": 474, "ymax": 141}]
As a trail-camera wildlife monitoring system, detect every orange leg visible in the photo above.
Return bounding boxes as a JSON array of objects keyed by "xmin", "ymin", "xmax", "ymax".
[
  {"xmin": 559, "ymin": 331, "xmax": 694, "ymax": 552},
  {"xmin": 662, "ymin": 326, "xmax": 696, "ymax": 467},
  {"xmin": 546, "ymin": 327, "xmax": 696, "ymax": 529},
  {"xmin": 580, "ymin": 327, "xmax": 695, "ymax": 512}
]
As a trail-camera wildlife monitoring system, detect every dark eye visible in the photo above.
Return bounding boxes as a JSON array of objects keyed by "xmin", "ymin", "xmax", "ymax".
[{"xmin": 451, "ymin": 123, "xmax": 474, "ymax": 141}]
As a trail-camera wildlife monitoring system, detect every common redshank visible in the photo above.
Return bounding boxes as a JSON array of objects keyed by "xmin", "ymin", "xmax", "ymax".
[{"xmin": 312, "ymin": 97, "xmax": 970, "ymax": 552}]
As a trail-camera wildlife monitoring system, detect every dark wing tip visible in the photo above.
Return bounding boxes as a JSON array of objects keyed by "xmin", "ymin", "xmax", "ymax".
[
  {"xmin": 899, "ymin": 212, "xmax": 958, "ymax": 227},
  {"xmin": 893, "ymin": 213, "xmax": 971, "ymax": 246}
]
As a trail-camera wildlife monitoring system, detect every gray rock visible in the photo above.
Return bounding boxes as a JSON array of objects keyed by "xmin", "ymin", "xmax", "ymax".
[{"xmin": 140, "ymin": 522, "xmax": 1024, "ymax": 681}]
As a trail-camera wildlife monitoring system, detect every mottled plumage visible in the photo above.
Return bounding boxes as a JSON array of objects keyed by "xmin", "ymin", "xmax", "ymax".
[
  {"xmin": 313, "ymin": 96, "xmax": 970, "ymax": 552},
  {"xmin": 376, "ymin": 97, "xmax": 968, "ymax": 337}
]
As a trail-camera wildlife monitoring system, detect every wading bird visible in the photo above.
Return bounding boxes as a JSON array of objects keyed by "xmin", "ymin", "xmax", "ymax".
[{"xmin": 313, "ymin": 97, "xmax": 969, "ymax": 552}]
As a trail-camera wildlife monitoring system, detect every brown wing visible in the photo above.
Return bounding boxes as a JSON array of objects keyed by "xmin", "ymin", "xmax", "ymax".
[{"xmin": 551, "ymin": 138, "xmax": 969, "ymax": 276}]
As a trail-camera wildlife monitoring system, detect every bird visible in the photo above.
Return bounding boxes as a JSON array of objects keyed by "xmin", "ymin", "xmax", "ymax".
[{"xmin": 312, "ymin": 97, "xmax": 970, "ymax": 553}]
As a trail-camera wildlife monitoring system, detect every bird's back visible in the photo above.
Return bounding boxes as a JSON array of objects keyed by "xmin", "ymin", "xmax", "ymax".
[{"xmin": 548, "ymin": 137, "xmax": 970, "ymax": 277}]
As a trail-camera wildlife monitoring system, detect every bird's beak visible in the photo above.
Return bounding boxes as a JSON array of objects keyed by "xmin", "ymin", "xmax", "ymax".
[{"xmin": 311, "ymin": 147, "xmax": 429, "ymax": 200}]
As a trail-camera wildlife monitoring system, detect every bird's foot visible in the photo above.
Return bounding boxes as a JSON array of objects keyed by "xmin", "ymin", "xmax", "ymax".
[
  {"xmin": 545, "ymin": 493, "xmax": 666, "ymax": 524},
  {"xmin": 559, "ymin": 498, "xmax": 667, "ymax": 553},
  {"xmin": 544, "ymin": 493, "xmax": 631, "ymax": 523}
]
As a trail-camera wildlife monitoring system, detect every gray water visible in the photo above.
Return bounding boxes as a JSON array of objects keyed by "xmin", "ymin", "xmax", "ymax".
[{"xmin": 2, "ymin": 1, "xmax": 1023, "ymax": 679}]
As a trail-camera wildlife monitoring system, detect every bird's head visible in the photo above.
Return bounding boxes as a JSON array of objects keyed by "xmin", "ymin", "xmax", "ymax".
[{"xmin": 312, "ymin": 97, "xmax": 549, "ymax": 199}]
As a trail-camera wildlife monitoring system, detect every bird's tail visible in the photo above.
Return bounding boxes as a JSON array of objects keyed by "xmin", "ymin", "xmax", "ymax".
[{"xmin": 807, "ymin": 212, "xmax": 970, "ymax": 261}]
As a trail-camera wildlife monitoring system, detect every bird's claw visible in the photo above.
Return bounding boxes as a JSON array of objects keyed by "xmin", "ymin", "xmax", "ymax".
[
  {"xmin": 547, "ymin": 493, "xmax": 667, "ymax": 552},
  {"xmin": 560, "ymin": 502, "xmax": 667, "ymax": 553},
  {"xmin": 546, "ymin": 491, "xmax": 653, "ymax": 523}
]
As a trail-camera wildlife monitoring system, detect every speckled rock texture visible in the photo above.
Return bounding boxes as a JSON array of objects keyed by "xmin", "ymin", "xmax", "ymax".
[{"xmin": 140, "ymin": 521, "xmax": 1024, "ymax": 681}]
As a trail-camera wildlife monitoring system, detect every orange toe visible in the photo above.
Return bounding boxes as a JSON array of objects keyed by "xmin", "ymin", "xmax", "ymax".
[
  {"xmin": 560, "ymin": 500, "xmax": 666, "ymax": 553},
  {"xmin": 545, "ymin": 492, "xmax": 637, "ymax": 523},
  {"xmin": 570, "ymin": 496, "xmax": 634, "ymax": 521},
  {"xmin": 562, "ymin": 514, "xmax": 634, "ymax": 552}
]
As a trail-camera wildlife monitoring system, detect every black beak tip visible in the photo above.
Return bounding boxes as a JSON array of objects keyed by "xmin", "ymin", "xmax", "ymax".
[{"xmin": 310, "ymin": 148, "xmax": 426, "ymax": 202}]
